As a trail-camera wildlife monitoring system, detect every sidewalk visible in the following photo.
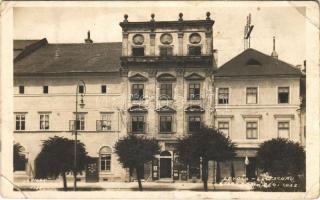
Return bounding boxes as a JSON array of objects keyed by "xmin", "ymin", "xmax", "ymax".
[{"xmin": 15, "ymin": 180, "xmax": 253, "ymax": 191}]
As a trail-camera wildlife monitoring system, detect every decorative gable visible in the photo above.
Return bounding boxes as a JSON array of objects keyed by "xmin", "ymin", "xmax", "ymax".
[
  {"xmin": 128, "ymin": 73, "xmax": 148, "ymax": 82},
  {"xmin": 184, "ymin": 73, "xmax": 205, "ymax": 81},
  {"xmin": 156, "ymin": 73, "xmax": 176, "ymax": 82},
  {"xmin": 155, "ymin": 106, "xmax": 176, "ymax": 113}
]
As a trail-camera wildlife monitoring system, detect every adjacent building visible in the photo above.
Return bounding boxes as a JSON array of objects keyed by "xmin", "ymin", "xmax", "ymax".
[
  {"xmin": 214, "ymin": 47, "xmax": 303, "ymax": 180},
  {"xmin": 13, "ymin": 13, "xmax": 304, "ymax": 183}
]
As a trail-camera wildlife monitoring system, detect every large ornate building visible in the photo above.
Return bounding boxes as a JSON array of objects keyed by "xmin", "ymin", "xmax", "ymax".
[{"xmin": 13, "ymin": 13, "xmax": 304, "ymax": 183}]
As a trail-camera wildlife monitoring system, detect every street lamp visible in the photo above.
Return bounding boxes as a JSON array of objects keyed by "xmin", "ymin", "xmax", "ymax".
[{"xmin": 74, "ymin": 80, "xmax": 86, "ymax": 191}]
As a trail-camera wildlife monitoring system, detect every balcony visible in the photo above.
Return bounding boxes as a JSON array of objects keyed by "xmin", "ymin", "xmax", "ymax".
[{"xmin": 120, "ymin": 55, "xmax": 213, "ymax": 65}]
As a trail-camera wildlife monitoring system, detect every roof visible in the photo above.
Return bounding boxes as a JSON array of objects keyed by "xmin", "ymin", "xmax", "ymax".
[
  {"xmin": 14, "ymin": 42, "xmax": 122, "ymax": 75},
  {"xmin": 215, "ymin": 48, "xmax": 302, "ymax": 77},
  {"xmin": 14, "ymin": 39, "xmax": 41, "ymax": 59},
  {"xmin": 14, "ymin": 40, "xmax": 41, "ymax": 50}
]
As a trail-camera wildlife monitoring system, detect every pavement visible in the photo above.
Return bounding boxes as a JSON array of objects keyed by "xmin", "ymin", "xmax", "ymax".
[{"xmin": 15, "ymin": 180, "xmax": 254, "ymax": 191}]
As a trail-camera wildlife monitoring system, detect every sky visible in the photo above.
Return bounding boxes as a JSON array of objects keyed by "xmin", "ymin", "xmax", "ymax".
[{"xmin": 13, "ymin": 3, "xmax": 306, "ymax": 66}]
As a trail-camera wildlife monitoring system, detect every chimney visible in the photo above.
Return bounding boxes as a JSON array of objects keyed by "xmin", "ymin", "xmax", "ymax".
[
  {"xmin": 54, "ymin": 47, "xmax": 60, "ymax": 59},
  {"xmin": 213, "ymin": 49, "xmax": 218, "ymax": 67},
  {"xmin": 85, "ymin": 31, "xmax": 93, "ymax": 44},
  {"xmin": 271, "ymin": 36, "xmax": 278, "ymax": 59}
]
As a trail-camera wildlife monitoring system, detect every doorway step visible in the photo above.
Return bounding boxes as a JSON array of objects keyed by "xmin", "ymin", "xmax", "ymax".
[{"xmin": 156, "ymin": 178, "xmax": 174, "ymax": 183}]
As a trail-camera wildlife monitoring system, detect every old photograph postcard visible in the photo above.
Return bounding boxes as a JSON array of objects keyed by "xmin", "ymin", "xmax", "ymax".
[{"xmin": 0, "ymin": 1, "xmax": 319, "ymax": 199}]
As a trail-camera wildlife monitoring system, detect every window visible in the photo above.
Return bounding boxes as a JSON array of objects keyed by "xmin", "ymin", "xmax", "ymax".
[
  {"xmin": 188, "ymin": 83, "xmax": 200, "ymax": 100},
  {"xmin": 99, "ymin": 147, "xmax": 111, "ymax": 172},
  {"xmin": 218, "ymin": 88, "xmax": 229, "ymax": 104},
  {"xmin": 246, "ymin": 121, "xmax": 258, "ymax": 139},
  {"xmin": 101, "ymin": 85, "xmax": 107, "ymax": 94},
  {"xmin": 15, "ymin": 114, "xmax": 25, "ymax": 131},
  {"xmin": 188, "ymin": 46, "xmax": 201, "ymax": 56},
  {"xmin": 278, "ymin": 121, "xmax": 290, "ymax": 138},
  {"xmin": 132, "ymin": 84, "xmax": 144, "ymax": 100},
  {"xmin": 132, "ymin": 116, "xmax": 145, "ymax": 133},
  {"xmin": 19, "ymin": 86, "xmax": 24, "ymax": 94},
  {"xmin": 218, "ymin": 121, "xmax": 229, "ymax": 137},
  {"xmin": 159, "ymin": 46, "xmax": 173, "ymax": 57},
  {"xmin": 188, "ymin": 116, "xmax": 201, "ymax": 133},
  {"xmin": 160, "ymin": 116, "xmax": 172, "ymax": 133},
  {"xmin": 39, "ymin": 114, "xmax": 49, "ymax": 130},
  {"xmin": 79, "ymin": 85, "xmax": 84, "ymax": 94},
  {"xmin": 160, "ymin": 84, "xmax": 172, "ymax": 99},
  {"xmin": 99, "ymin": 113, "xmax": 112, "ymax": 131},
  {"xmin": 246, "ymin": 87, "xmax": 257, "ymax": 104},
  {"xmin": 132, "ymin": 47, "xmax": 145, "ymax": 56},
  {"xmin": 43, "ymin": 86, "xmax": 48, "ymax": 94},
  {"xmin": 278, "ymin": 87, "xmax": 289, "ymax": 103},
  {"xmin": 75, "ymin": 113, "xmax": 85, "ymax": 130}
]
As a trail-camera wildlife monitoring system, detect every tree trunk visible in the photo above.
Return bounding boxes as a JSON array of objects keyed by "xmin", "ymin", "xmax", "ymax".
[
  {"xmin": 216, "ymin": 161, "xmax": 221, "ymax": 183},
  {"xmin": 62, "ymin": 172, "xmax": 67, "ymax": 191},
  {"xmin": 202, "ymin": 159, "xmax": 209, "ymax": 191},
  {"xmin": 230, "ymin": 161, "xmax": 235, "ymax": 183},
  {"xmin": 73, "ymin": 170, "xmax": 77, "ymax": 191},
  {"xmin": 129, "ymin": 167, "xmax": 133, "ymax": 182},
  {"xmin": 136, "ymin": 166, "xmax": 143, "ymax": 191}
]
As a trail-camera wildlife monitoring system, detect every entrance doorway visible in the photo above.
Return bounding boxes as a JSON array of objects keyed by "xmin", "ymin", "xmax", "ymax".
[
  {"xmin": 159, "ymin": 151, "xmax": 172, "ymax": 178},
  {"xmin": 245, "ymin": 157, "xmax": 257, "ymax": 181}
]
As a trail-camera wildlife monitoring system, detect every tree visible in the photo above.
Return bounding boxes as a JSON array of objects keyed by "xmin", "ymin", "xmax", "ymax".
[
  {"xmin": 14, "ymin": 143, "xmax": 26, "ymax": 172},
  {"xmin": 35, "ymin": 136, "xmax": 88, "ymax": 191},
  {"xmin": 176, "ymin": 125, "xmax": 236, "ymax": 191},
  {"xmin": 256, "ymin": 138, "xmax": 305, "ymax": 177},
  {"xmin": 114, "ymin": 135, "xmax": 160, "ymax": 191}
]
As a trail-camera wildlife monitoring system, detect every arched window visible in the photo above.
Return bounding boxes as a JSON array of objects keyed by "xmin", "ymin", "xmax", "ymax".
[
  {"xmin": 99, "ymin": 146, "xmax": 112, "ymax": 172},
  {"xmin": 160, "ymin": 151, "xmax": 171, "ymax": 157}
]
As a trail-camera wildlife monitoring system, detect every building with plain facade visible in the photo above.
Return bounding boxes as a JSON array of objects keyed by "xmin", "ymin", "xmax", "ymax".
[{"xmin": 13, "ymin": 13, "xmax": 304, "ymax": 183}]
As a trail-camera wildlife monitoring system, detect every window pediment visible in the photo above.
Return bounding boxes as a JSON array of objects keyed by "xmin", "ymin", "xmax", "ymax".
[
  {"xmin": 129, "ymin": 73, "xmax": 148, "ymax": 82},
  {"xmin": 241, "ymin": 114, "xmax": 262, "ymax": 119},
  {"xmin": 185, "ymin": 105, "xmax": 205, "ymax": 113},
  {"xmin": 185, "ymin": 73, "xmax": 205, "ymax": 81},
  {"xmin": 157, "ymin": 73, "xmax": 176, "ymax": 82},
  {"xmin": 155, "ymin": 106, "xmax": 176, "ymax": 113},
  {"xmin": 274, "ymin": 114, "xmax": 295, "ymax": 119},
  {"xmin": 128, "ymin": 105, "xmax": 148, "ymax": 113}
]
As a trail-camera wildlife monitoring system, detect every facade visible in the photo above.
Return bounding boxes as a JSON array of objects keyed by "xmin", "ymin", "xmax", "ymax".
[
  {"xmin": 214, "ymin": 48, "xmax": 303, "ymax": 180},
  {"xmin": 13, "ymin": 13, "xmax": 304, "ymax": 183}
]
